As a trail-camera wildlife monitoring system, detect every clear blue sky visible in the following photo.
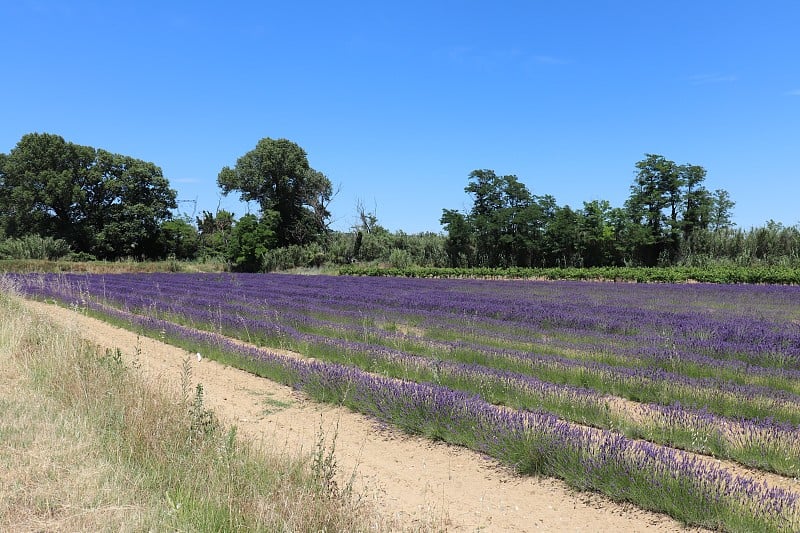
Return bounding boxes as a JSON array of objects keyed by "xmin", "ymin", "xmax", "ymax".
[{"xmin": 2, "ymin": 1, "xmax": 798, "ymax": 233}]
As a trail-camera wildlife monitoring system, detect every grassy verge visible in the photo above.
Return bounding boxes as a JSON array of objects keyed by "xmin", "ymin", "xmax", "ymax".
[{"xmin": 0, "ymin": 290, "xmax": 399, "ymax": 532}]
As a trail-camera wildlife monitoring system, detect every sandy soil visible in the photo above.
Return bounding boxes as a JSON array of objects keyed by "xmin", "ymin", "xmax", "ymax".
[{"xmin": 22, "ymin": 298, "xmax": 704, "ymax": 532}]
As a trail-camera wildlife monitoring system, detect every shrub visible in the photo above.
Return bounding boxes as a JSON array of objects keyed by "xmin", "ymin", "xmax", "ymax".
[
  {"xmin": 0, "ymin": 235, "xmax": 72, "ymax": 260},
  {"xmin": 388, "ymin": 248, "xmax": 413, "ymax": 269}
]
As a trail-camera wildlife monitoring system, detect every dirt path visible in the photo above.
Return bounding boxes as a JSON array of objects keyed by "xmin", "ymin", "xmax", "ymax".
[{"xmin": 22, "ymin": 298, "xmax": 702, "ymax": 532}]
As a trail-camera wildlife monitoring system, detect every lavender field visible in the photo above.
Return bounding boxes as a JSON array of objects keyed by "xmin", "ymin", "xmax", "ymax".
[{"xmin": 11, "ymin": 272, "xmax": 800, "ymax": 531}]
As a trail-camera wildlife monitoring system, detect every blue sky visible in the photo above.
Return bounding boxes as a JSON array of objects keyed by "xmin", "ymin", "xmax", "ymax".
[{"xmin": 2, "ymin": 1, "xmax": 798, "ymax": 233}]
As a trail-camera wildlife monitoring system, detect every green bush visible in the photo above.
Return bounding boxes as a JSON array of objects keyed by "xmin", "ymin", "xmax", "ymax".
[
  {"xmin": 388, "ymin": 248, "xmax": 413, "ymax": 269},
  {"xmin": 0, "ymin": 235, "xmax": 72, "ymax": 260},
  {"xmin": 262, "ymin": 243, "xmax": 326, "ymax": 272}
]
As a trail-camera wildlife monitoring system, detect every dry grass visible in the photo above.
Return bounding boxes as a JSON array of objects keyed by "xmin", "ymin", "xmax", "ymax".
[
  {"xmin": 0, "ymin": 284, "xmax": 408, "ymax": 532},
  {"xmin": 0, "ymin": 293, "xmax": 154, "ymax": 531},
  {"xmin": 0, "ymin": 258, "xmax": 227, "ymax": 274}
]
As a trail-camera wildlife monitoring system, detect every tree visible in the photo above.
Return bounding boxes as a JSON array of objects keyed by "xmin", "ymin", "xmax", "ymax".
[
  {"xmin": 545, "ymin": 205, "xmax": 582, "ymax": 267},
  {"xmin": 226, "ymin": 213, "xmax": 278, "ymax": 272},
  {"xmin": 440, "ymin": 209, "xmax": 474, "ymax": 267},
  {"xmin": 0, "ymin": 133, "xmax": 177, "ymax": 259},
  {"xmin": 710, "ymin": 189, "xmax": 735, "ymax": 231},
  {"xmin": 579, "ymin": 200, "xmax": 616, "ymax": 266},
  {"xmin": 440, "ymin": 170, "xmax": 561, "ymax": 268},
  {"xmin": 350, "ymin": 200, "xmax": 390, "ymax": 262},
  {"xmin": 464, "ymin": 169, "xmax": 508, "ymax": 265},
  {"xmin": 91, "ymin": 149, "xmax": 177, "ymax": 259},
  {"xmin": 0, "ymin": 133, "xmax": 97, "ymax": 249},
  {"xmin": 196, "ymin": 209, "xmax": 235, "ymax": 258},
  {"xmin": 680, "ymin": 164, "xmax": 713, "ymax": 241},
  {"xmin": 625, "ymin": 154, "xmax": 737, "ymax": 265},
  {"xmin": 159, "ymin": 216, "xmax": 200, "ymax": 260},
  {"xmin": 217, "ymin": 138, "xmax": 333, "ymax": 247},
  {"xmin": 463, "ymin": 169, "xmax": 543, "ymax": 267},
  {"xmin": 625, "ymin": 154, "xmax": 683, "ymax": 265}
]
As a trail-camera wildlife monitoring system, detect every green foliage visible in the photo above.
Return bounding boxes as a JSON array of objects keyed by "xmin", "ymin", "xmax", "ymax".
[
  {"xmin": 0, "ymin": 133, "xmax": 97, "ymax": 246},
  {"xmin": 388, "ymin": 248, "xmax": 413, "ymax": 269},
  {"xmin": 442, "ymin": 169, "xmax": 623, "ymax": 268},
  {"xmin": 401, "ymin": 231, "xmax": 449, "ymax": 267},
  {"xmin": 678, "ymin": 223, "xmax": 800, "ymax": 267},
  {"xmin": 463, "ymin": 169, "xmax": 544, "ymax": 267},
  {"xmin": 0, "ymin": 234, "xmax": 72, "ymax": 260},
  {"xmin": 195, "ymin": 210, "xmax": 234, "ymax": 260},
  {"xmin": 353, "ymin": 227, "xmax": 393, "ymax": 262},
  {"xmin": 159, "ymin": 217, "xmax": 200, "ymax": 260},
  {"xmin": 580, "ymin": 200, "xmax": 618, "ymax": 266},
  {"xmin": 440, "ymin": 157, "xmax": 739, "ymax": 269},
  {"xmin": 188, "ymin": 383, "xmax": 218, "ymax": 442},
  {"xmin": 441, "ymin": 209, "xmax": 474, "ymax": 267},
  {"xmin": 317, "ymin": 231, "xmax": 354, "ymax": 265},
  {"xmin": 0, "ymin": 133, "xmax": 177, "ymax": 260},
  {"xmin": 93, "ymin": 150, "xmax": 177, "ymax": 259},
  {"xmin": 311, "ymin": 419, "xmax": 346, "ymax": 499},
  {"xmin": 217, "ymin": 138, "xmax": 332, "ymax": 246},
  {"xmin": 338, "ymin": 264, "xmax": 800, "ymax": 284},
  {"xmin": 330, "ymin": 202, "xmax": 449, "ymax": 268},
  {"xmin": 226, "ymin": 213, "xmax": 277, "ymax": 272},
  {"xmin": 262, "ymin": 243, "xmax": 326, "ymax": 272},
  {"xmin": 7, "ymin": 135, "xmax": 794, "ymax": 272}
]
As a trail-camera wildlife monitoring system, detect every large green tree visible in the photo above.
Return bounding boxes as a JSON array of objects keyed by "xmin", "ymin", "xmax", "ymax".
[
  {"xmin": 625, "ymin": 154, "xmax": 682, "ymax": 265},
  {"xmin": 217, "ymin": 138, "xmax": 333, "ymax": 247},
  {"xmin": 0, "ymin": 133, "xmax": 177, "ymax": 259},
  {"xmin": 710, "ymin": 189, "xmax": 735, "ymax": 231},
  {"xmin": 624, "ymin": 154, "xmax": 735, "ymax": 265},
  {"xmin": 91, "ymin": 149, "xmax": 177, "ymax": 258},
  {"xmin": 440, "ymin": 209, "xmax": 474, "ymax": 267},
  {"xmin": 159, "ymin": 216, "xmax": 200, "ymax": 260},
  {"xmin": 0, "ymin": 133, "xmax": 96, "ymax": 249}
]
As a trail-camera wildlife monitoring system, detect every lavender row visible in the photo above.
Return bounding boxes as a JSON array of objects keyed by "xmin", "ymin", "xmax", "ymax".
[{"xmin": 201, "ymin": 291, "xmax": 800, "ymax": 398}]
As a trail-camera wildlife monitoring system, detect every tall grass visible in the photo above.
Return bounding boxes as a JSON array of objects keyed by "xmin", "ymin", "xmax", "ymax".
[
  {"xmin": 0, "ymin": 287, "xmax": 398, "ymax": 532},
  {"xmin": 0, "ymin": 257, "xmax": 228, "ymax": 274}
]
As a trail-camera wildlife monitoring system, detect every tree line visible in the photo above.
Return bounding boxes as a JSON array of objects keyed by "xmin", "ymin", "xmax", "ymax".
[
  {"xmin": 441, "ymin": 156, "xmax": 737, "ymax": 268},
  {"xmin": 1, "ymin": 132, "xmax": 798, "ymax": 270}
]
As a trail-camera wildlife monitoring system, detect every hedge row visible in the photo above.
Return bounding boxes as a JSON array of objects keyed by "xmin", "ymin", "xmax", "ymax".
[{"xmin": 338, "ymin": 265, "xmax": 800, "ymax": 284}]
